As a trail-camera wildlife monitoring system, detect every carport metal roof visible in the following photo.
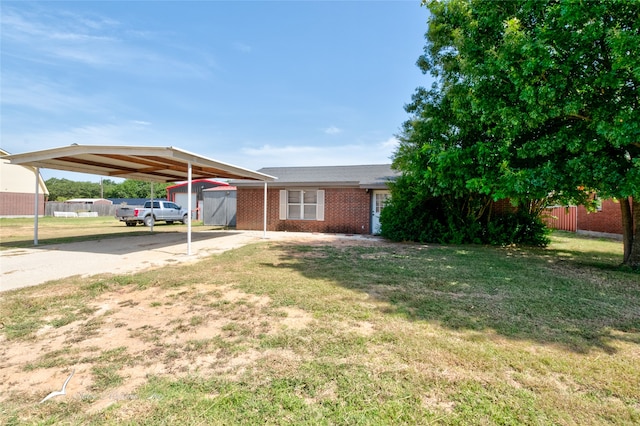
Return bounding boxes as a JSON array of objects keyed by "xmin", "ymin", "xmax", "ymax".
[
  {"xmin": 3, "ymin": 144, "xmax": 276, "ymax": 255},
  {"xmin": 2, "ymin": 144, "xmax": 276, "ymax": 183}
]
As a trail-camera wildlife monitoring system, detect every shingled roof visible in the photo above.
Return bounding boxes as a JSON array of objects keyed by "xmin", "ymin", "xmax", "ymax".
[{"xmin": 232, "ymin": 164, "xmax": 398, "ymax": 188}]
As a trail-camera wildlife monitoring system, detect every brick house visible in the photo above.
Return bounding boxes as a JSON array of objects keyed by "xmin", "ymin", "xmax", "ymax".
[
  {"xmin": 544, "ymin": 198, "xmax": 625, "ymax": 237},
  {"xmin": 232, "ymin": 165, "xmax": 399, "ymax": 235},
  {"xmin": 0, "ymin": 148, "xmax": 49, "ymax": 217}
]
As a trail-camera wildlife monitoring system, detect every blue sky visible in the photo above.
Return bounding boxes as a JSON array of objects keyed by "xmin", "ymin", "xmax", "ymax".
[{"xmin": 1, "ymin": 1, "xmax": 432, "ymax": 182}]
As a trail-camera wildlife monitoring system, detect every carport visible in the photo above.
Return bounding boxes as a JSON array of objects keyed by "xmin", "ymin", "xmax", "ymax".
[{"xmin": 2, "ymin": 144, "xmax": 276, "ymax": 255}]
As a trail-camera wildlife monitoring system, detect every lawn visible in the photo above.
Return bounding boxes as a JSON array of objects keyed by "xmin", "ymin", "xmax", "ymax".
[
  {"xmin": 0, "ymin": 216, "xmax": 207, "ymax": 249},
  {"xmin": 0, "ymin": 226, "xmax": 638, "ymax": 425}
]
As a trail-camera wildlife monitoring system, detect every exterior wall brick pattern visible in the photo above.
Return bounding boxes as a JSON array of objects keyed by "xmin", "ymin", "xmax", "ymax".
[
  {"xmin": 577, "ymin": 199, "xmax": 623, "ymax": 235},
  {"xmin": 0, "ymin": 192, "xmax": 46, "ymax": 216},
  {"xmin": 237, "ymin": 187, "xmax": 371, "ymax": 234}
]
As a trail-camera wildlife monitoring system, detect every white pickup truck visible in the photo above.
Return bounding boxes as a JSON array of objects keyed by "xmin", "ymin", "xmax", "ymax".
[{"xmin": 115, "ymin": 200, "xmax": 189, "ymax": 227}]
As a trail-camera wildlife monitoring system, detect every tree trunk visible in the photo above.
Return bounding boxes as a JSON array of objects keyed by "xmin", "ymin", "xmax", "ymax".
[
  {"xmin": 621, "ymin": 197, "xmax": 632, "ymax": 263},
  {"xmin": 629, "ymin": 198, "xmax": 640, "ymax": 270},
  {"xmin": 621, "ymin": 197, "xmax": 640, "ymax": 269}
]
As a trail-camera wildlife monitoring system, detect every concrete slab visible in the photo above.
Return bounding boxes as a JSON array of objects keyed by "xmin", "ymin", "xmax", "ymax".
[{"xmin": 0, "ymin": 230, "xmax": 379, "ymax": 292}]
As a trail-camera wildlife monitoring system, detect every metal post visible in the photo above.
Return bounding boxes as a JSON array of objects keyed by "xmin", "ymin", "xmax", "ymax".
[
  {"xmin": 187, "ymin": 161, "xmax": 192, "ymax": 255},
  {"xmin": 263, "ymin": 181, "xmax": 267, "ymax": 238},
  {"xmin": 34, "ymin": 167, "xmax": 39, "ymax": 245},
  {"xmin": 150, "ymin": 182, "xmax": 154, "ymax": 232}
]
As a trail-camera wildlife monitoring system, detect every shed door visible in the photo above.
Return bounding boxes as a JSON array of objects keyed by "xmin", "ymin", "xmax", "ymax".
[
  {"xmin": 371, "ymin": 190, "xmax": 390, "ymax": 234},
  {"xmin": 203, "ymin": 191, "xmax": 237, "ymax": 226},
  {"xmin": 175, "ymin": 193, "xmax": 198, "ymax": 219}
]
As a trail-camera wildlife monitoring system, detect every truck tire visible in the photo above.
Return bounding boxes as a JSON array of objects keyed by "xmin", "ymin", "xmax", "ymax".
[
  {"xmin": 144, "ymin": 215, "xmax": 155, "ymax": 227},
  {"xmin": 125, "ymin": 221, "xmax": 137, "ymax": 227},
  {"xmin": 181, "ymin": 214, "xmax": 188, "ymax": 224}
]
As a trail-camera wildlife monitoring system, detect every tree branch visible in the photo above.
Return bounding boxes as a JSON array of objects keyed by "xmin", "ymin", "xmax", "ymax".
[{"xmin": 567, "ymin": 113, "xmax": 591, "ymax": 121}]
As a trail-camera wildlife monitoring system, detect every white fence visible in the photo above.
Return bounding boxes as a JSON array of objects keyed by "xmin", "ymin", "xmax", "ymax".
[
  {"xmin": 45, "ymin": 202, "xmax": 117, "ymax": 217},
  {"xmin": 53, "ymin": 211, "xmax": 99, "ymax": 218}
]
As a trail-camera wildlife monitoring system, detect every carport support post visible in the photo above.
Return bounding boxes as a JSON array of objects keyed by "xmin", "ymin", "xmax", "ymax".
[
  {"xmin": 34, "ymin": 167, "xmax": 39, "ymax": 245},
  {"xmin": 187, "ymin": 161, "xmax": 192, "ymax": 255},
  {"xmin": 263, "ymin": 181, "xmax": 267, "ymax": 238},
  {"xmin": 149, "ymin": 182, "xmax": 154, "ymax": 232}
]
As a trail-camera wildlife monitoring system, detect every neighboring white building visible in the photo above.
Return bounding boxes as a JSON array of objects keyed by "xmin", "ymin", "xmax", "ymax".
[{"xmin": 0, "ymin": 148, "xmax": 49, "ymax": 217}]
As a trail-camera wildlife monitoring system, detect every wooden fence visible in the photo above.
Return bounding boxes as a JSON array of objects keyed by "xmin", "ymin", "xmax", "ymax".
[{"xmin": 542, "ymin": 206, "xmax": 577, "ymax": 232}]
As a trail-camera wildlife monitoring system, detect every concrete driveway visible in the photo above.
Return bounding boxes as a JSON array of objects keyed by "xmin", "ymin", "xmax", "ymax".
[{"xmin": 0, "ymin": 230, "xmax": 377, "ymax": 292}]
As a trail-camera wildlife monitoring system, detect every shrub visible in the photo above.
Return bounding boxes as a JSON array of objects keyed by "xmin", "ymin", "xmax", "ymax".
[{"xmin": 381, "ymin": 194, "xmax": 550, "ymax": 247}]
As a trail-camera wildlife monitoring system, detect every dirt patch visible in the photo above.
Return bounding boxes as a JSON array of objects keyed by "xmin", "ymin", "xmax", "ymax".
[
  {"xmin": 0, "ymin": 282, "xmax": 315, "ymax": 410},
  {"xmin": 0, "ymin": 231, "xmax": 398, "ymax": 412}
]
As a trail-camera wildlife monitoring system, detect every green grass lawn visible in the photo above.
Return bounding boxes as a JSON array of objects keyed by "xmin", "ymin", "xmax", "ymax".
[
  {"xmin": 0, "ymin": 216, "xmax": 208, "ymax": 249},
  {"xmin": 1, "ymin": 230, "xmax": 638, "ymax": 425}
]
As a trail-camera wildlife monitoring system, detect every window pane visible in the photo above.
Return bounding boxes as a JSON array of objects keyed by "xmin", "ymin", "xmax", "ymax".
[
  {"xmin": 375, "ymin": 194, "xmax": 390, "ymax": 213},
  {"xmin": 303, "ymin": 190, "xmax": 317, "ymax": 203},
  {"xmin": 288, "ymin": 191, "xmax": 301, "ymax": 203},
  {"xmin": 288, "ymin": 205, "xmax": 301, "ymax": 219},
  {"xmin": 303, "ymin": 205, "xmax": 316, "ymax": 220}
]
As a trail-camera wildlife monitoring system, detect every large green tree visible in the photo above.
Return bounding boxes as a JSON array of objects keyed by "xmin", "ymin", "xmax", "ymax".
[
  {"xmin": 45, "ymin": 178, "xmax": 169, "ymax": 201},
  {"xmin": 45, "ymin": 178, "xmax": 101, "ymax": 201},
  {"xmin": 395, "ymin": 0, "xmax": 639, "ymax": 267},
  {"xmin": 105, "ymin": 179, "xmax": 168, "ymax": 199}
]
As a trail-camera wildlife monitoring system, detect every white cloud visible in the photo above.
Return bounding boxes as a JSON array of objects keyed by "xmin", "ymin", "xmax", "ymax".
[
  {"xmin": 233, "ymin": 42, "xmax": 252, "ymax": 53},
  {"xmin": 379, "ymin": 136, "xmax": 399, "ymax": 150},
  {"xmin": 324, "ymin": 126, "xmax": 342, "ymax": 135},
  {"xmin": 1, "ymin": 5, "xmax": 211, "ymax": 78},
  {"xmin": 237, "ymin": 140, "xmax": 396, "ymax": 169},
  {"xmin": 243, "ymin": 144, "xmax": 320, "ymax": 156},
  {"xmin": 0, "ymin": 74, "xmax": 96, "ymax": 113},
  {"xmin": 0, "ymin": 121, "xmax": 163, "ymax": 155}
]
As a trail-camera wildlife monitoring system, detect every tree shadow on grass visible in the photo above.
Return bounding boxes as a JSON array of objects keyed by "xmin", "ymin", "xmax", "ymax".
[{"xmin": 269, "ymin": 242, "xmax": 640, "ymax": 354}]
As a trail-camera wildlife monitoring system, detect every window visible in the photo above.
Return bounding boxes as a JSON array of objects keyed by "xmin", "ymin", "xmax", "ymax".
[
  {"xmin": 280, "ymin": 189, "xmax": 324, "ymax": 221},
  {"xmin": 594, "ymin": 194, "xmax": 603, "ymax": 212},
  {"xmin": 374, "ymin": 193, "xmax": 391, "ymax": 214}
]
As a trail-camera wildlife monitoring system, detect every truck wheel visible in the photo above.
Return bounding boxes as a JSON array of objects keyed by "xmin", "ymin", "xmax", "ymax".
[
  {"xmin": 144, "ymin": 215, "xmax": 155, "ymax": 227},
  {"xmin": 125, "ymin": 221, "xmax": 137, "ymax": 227},
  {"xmin": 182, "ymin": 214, "xmax": 188, "ymax": 224}
]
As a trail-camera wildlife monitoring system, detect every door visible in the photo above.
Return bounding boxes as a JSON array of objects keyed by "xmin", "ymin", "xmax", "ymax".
[
  {"xmin": 371, "ymin": 190, "xmax": 390, "ymax": 234},
  {"xmin": 175, "ymin": 193, "xmax": 198, "ymax": 219},
  {"xmin": 203, "ymin": 191, "xmax": 237, "ymax": 226},
  {"xmin": 164, "ymin": 202, "xmax": 183, "ymax": 221}
]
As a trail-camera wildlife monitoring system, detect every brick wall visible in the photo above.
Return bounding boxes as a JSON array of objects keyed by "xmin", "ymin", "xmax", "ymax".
[
  {"xmin": 492, "ymin": 199, "xmax": 516, "ymax": 216},
  {"xmin": 237, "ymin": 187, "xmax": 371, "ymax": 234},
  {"xmin": 0, "ymin": 192, "xmax": 46, "ymax": 216},
  {"xmin": 577, "ymin": 199, "xmax": 623, "ymax": 235}
]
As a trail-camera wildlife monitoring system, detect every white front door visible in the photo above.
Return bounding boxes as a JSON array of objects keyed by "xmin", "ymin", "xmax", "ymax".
[{"xmin": 371, "ymin": 190, "xmax": 390, "ymax": 234}]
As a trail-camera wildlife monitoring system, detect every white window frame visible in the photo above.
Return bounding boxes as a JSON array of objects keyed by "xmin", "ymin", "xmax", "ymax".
[{"xmin": 279, "ymin": 189, "xmax": 324, "ymax": 221}]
